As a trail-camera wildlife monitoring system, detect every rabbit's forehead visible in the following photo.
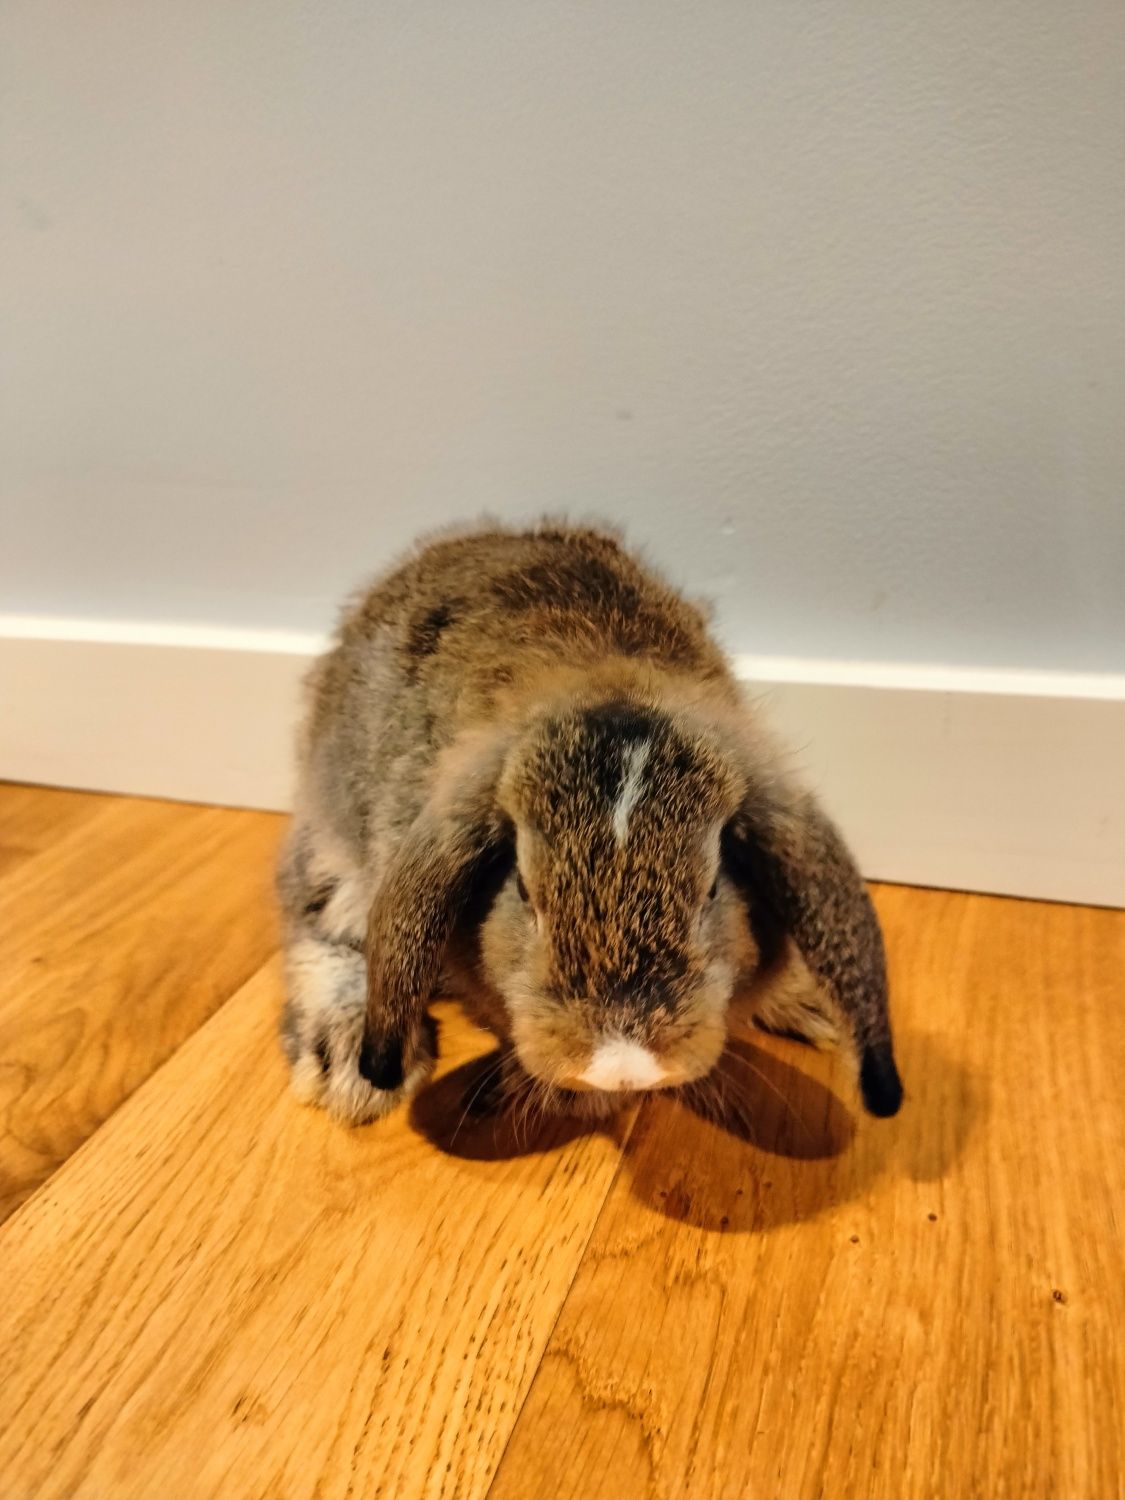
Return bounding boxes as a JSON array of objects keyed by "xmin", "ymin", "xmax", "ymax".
[{"xmin": 506, "ymin": 702, "xmax": 739, "ymax": 838}]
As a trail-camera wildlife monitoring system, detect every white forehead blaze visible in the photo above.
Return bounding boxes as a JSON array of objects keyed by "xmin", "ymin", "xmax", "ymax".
[
  {"xmin": 612, "ymin": 739, "xmax": 651, "ymax": 846},
  {"xmin": 579, "ymin": 1037, "xmax": 667, "ymax": 1092}
]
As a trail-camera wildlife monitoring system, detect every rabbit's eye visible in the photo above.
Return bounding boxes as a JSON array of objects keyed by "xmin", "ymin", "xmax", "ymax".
[{"xmin": 516, "ymin": 873, "xmax": 530, "ymax": 903}]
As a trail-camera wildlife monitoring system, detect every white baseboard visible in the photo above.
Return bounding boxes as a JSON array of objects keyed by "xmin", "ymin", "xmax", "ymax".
[
  {"xmin": 2, "ymin": 616, "xmax": 1122, "ymax": 908},
  {"xmin": 0, "ymin": 616, "xmax": 318, "ymax": 815}
]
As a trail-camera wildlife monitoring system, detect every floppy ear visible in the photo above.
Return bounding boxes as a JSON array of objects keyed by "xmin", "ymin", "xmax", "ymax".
[
  {"xmin": 721, "ymin": 783, "xmax": 903, "ymax": 1117},
  {"xmin": 359, "ymin": 732, "xmax": 513, "ymax": 1091}
]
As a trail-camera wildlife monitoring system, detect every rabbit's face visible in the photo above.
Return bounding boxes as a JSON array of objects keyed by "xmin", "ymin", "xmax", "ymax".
[{"xmin": 483, "ymin": 702, "xmax": 755, "ymax": 1096}]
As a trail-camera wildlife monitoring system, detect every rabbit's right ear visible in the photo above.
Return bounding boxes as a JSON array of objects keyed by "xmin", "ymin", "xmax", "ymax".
[{"xmin": 359, "ymin": 730, "xmax": 513, "ymax": 1091}]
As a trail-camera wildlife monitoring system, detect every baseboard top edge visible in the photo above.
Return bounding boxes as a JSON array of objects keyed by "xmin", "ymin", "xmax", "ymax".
[{"xmin": 2, "ymin": 617, "xmax": 1123, "ymax": 701}]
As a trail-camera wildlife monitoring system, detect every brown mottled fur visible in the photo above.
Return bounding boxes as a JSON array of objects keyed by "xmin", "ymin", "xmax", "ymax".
[{"xmin": 277, "ymin": 521, "xmax": 902, "ymax": 1126}]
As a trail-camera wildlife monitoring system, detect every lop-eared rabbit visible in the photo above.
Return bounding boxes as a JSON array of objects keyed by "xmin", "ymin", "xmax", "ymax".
[{"xmin": 278, "ymin": 523, "xmax": 903, "ymax": 1127}]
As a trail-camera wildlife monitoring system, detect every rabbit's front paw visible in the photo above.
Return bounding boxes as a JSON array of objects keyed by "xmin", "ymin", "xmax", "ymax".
[
  {"xmin": 290, "ymin": 1018, "xmax": 436, "ymax": 1125},
  {"xmin": 281, "ymin": 938, "xmax": 437, "ymax": 1125}
]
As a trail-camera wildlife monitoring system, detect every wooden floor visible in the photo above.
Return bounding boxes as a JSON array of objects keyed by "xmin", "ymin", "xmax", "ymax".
[{"xmin": 0, "ymin": 785, "xmax": 1121, "ymax": 1500}]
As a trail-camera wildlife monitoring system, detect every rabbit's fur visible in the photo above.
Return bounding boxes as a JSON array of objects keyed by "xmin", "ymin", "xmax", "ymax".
[{"xmin": 278, "ymin": 522, "xmax": 903, "ymax": 1126}]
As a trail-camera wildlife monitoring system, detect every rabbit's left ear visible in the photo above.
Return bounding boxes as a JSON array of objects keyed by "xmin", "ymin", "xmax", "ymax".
[
  {"xmin": 359, "ymin": 730, "xmax": 513, "ymax": 1091},
  {"xmin": 721, "ymin": 783, "xmax": 903, "ymax": 1117}
]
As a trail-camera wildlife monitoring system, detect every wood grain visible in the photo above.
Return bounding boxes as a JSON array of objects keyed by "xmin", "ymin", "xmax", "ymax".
[
  {"xmin": 0, "ymin": 781, "xmax": 109, "ymax": 879},
  {"xmin": 0, "ymin": 787, "xmax": 282, "ymax": 1221},
  {"xmin": 0, "ymin": 965, "xmax": 631, "ymax": 1500},
  {"xmin": 488, "ymin": 886, "xmax": 1125, "ymax": 1500},
  {"xmin": 0, "ymin": 790, "xmax": 1121, "ymax": 1500}
]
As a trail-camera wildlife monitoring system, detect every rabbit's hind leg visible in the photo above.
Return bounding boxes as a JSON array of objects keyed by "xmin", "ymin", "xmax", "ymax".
[{"xmin": 745, "ymin": 938, "xmax": 842, "ymax": 1050}]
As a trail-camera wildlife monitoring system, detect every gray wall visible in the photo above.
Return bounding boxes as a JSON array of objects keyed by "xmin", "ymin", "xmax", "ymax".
[{"xmin": 3, "ymin": 2, "xmax": 1123, "ymax": 669}]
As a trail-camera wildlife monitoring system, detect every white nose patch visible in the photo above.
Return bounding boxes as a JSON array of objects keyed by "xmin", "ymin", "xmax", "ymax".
[{"xmin": 579, "ymin": 1038, "xmax": 667, "ymax": 1092}]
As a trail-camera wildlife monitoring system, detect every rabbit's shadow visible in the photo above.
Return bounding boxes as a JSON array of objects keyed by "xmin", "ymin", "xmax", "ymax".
[{"xmin": 410, "ymin": 1027, "xmax": 982, "ymax": 1233}]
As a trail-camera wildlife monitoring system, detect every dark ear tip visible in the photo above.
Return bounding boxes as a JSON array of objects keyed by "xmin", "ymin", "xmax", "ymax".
[
  {"xmin": 358, "ymin": 1028, "xmax": 406, "ymax": 1092},
  {"xmin": 860, "ymin": 1042, "xmax": 904, "ymax": 1118}
]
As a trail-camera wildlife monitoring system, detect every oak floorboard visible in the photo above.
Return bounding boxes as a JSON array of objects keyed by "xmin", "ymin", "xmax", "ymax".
[
  {"xmin": 0, "ymin": 781, "xmax": 110, "ymax": 880},
  {"xmin": 0, "ymin": 787, "xmax": 283, "ymax": 1221},
  {"xmin": 0, "ymin": 964, "xmax": 632, "ymax": 1500},
  {"xmin": 1, "ymin": 791, "xmax": 1120, "ymax": 1499}
]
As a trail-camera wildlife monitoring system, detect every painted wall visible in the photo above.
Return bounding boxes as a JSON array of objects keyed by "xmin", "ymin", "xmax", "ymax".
[{"xmin": 3, "ymin": 2, "xmax": 1123, "ymax": 669}]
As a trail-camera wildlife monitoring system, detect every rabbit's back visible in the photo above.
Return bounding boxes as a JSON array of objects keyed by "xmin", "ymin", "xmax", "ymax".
[
  {"xmin": 298, "ymin": 522, "xmax": 731, "ymax": 860},
  {"xmin": 343, "ymin": 523, "xmax": 723, "ymax": 670}
]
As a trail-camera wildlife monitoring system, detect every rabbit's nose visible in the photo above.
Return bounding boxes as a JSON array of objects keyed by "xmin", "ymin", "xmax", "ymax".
[{"xmin": 576, "ymin": 1037, "xmax": 667, "ymax": 1092}]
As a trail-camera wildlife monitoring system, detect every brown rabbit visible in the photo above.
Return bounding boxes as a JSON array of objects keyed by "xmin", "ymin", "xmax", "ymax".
[{"xmin": 277, "ymin": 522, "xmax": 903, "ymax": 1126}]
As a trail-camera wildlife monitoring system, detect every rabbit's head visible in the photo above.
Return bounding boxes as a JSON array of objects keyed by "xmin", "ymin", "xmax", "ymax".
[
  {"xmin": 360, "ymin": 693, "xmax": 902, "ymax": 1117},
  {"xmin": 482, "ymin": 699, "xmax": 752, "ymax": 1095}
]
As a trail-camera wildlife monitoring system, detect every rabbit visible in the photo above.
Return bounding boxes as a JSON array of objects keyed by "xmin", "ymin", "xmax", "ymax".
[{"xmin": 276, "ymin": 521, "xmax": 903, "ymax": 1127}]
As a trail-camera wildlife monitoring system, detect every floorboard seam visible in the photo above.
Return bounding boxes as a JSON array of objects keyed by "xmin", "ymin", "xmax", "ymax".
[
  {"xmin": 0, "ymin": 949, "xmax": 281, "ymax": 1233},
  {"xmin": 479, "ymin": 1100, "xmax": 645, "ymax": 1500}
]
